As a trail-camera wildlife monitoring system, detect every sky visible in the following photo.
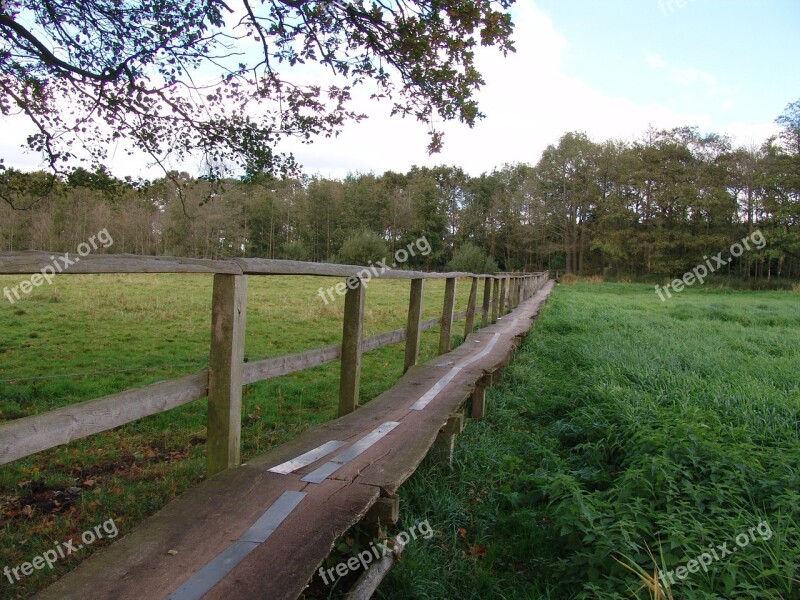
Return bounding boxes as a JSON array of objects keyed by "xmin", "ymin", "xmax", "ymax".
[{"xmin": 2, "ymin": 0, "xmax": 799, "ymax": 180}]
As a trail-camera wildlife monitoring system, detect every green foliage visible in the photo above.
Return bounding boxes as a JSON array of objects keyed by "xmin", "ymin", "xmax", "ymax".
[
  {"xmin": 2, "ymin": 99, "xmax": 799, "ymax": 281},
  {"xmin": 0, "ymin": 0, "xmax": 515, "ymax": 176},
  {"xmin": 447, "ymin": 242, "xmax": 498, "ymax": 274},
  {"xmin": 333, "ymin": 230, "xmax": 389, "ymax": 266},
  {"xmin": 279, "ymin": 240, "xmax": 311, "ymax": 261}
]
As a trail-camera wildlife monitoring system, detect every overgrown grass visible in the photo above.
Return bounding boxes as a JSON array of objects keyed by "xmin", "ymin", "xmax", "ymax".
[
  {"xmin": 382, "ymin": 283, "xmax": 800, "ymax": 599},
  {"xmin": 0, "ymin": 273, "xmax": 476, "ymax": 599}
]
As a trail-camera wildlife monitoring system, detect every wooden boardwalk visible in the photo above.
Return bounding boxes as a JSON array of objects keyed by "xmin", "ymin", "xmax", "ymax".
[{"xmin": 34, "ymin": 281, "xmax": 554, "ymax": 600}]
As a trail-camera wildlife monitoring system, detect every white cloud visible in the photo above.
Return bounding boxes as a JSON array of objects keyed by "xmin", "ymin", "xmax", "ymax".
[{"xmin": 0, "ymin": 2, "xmax": 779, "ymax": 179}]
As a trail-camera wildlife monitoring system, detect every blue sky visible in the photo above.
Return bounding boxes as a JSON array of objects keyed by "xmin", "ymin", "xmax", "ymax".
[
  {"xmin": 2, "ymin": 0, "xmax": 798, "ymax": 178},
  {"xmin": 535, "ymin": 0, "xmax": 799, "ymax": 131}
]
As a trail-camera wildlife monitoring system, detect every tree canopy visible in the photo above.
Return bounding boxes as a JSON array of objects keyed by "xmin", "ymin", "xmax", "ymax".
[{"xmin": 0, "ymin": 0, "xmax": 514, "ymax": 176}]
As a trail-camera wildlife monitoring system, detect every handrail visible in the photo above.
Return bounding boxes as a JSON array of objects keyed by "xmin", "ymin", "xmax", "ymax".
[
  {"xmin": 0, "ymin": 251, "xmax": 545, "ymax": 279},
  {"xmin": 0, "ymin": 251, "xmax": 549, "ymax": 472}
]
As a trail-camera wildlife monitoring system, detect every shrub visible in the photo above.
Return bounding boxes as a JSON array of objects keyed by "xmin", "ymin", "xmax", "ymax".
[
  {"xmin": 334, "ymin": 230, "xmax": 389, "ymax": 265},
  {"xmin": 447, "ymin": 243, "xmax": 498, "ymax": 274}
]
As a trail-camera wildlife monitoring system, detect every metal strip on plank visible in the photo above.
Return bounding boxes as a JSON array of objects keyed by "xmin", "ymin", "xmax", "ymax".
[
  {"xmin": 165, "ymin": 490, "xmax": 306, "ymax": 600},
  {"xmin": 458, "ymin": 333, "xmax": 501, "ymax": 369},
  {"xmin": 409, "ymin": 367, "xmax": 461, "ymax": 411},
  {"xmin": 301, "ymin": 422, "xmax": 400, "ymax": 484},
  {"xmin": 267, "ymin": 440, "xmax": 346, "ymax": 475}
]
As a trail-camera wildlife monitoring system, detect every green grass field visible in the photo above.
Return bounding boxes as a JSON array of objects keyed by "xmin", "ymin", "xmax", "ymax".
[
  {"xmin": 0, "ymin": 273, "xmax": 477, "ymax": 599},
  {"xmin": 2, "ymin": 278, "xmax": 799, "ymax": 599},
  {"xmin": 379, "ymin": 283, "xmax": 800, "ymax": 599}
]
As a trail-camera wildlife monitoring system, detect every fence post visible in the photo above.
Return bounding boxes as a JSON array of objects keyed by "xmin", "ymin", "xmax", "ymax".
[
  {"xmin": 404, "ymin": 278, "xmax": 424, "ymax": 373},
  {"xmin": 499, "ymin": 278, "xmax": 507, "ymax": 316},
  {"xmin": 507, "ymin": 278, "xmax": 515, "ymax": 312},
  {"xmin": 438, "ymin": 277, "xmax": 457, "ymax": 354},
  {"xmin": 463, "ymin": 277, "xmax": 478, "ymax": 338},
  {"xmin": 491, "ymin": 278, "xmax": 499, "ymax": 322},
  {"xmin": 339, "ymin": 277, "xmax": 365, "ymax": 417},
  {"xmin": 481, "ymin": 277, "xmax": 492, "ymax": 328},
  {"xmin": 207, "ymin": 273, "xmax": 248, "ymax": 477}
]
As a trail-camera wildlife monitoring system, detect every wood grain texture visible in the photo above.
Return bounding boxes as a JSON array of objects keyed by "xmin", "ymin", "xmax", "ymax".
[
  {"xmin": 403, "ymin": 278, "xmax": 424, "ymax": 373},
  {"xmin": 438, "ymin": 277, "xmax": 457, "ymax": 355},
  {"xmin": 339, "ymin": 279, "xmax": 365, "ymax": 417},
  {"xmin": 0, "ymin": 371, "xmax": 208, "ymax": 464},
  {"xmin": 0, "ymin": 251, "xmax": 241, "ymax": 274},
  {"xmin": 207, "ymin": 274, "xmax": 248, "ymax": 477},
  {"xmin": 463, "ymin": 277, "xmax": 478, "ymax": 338}
]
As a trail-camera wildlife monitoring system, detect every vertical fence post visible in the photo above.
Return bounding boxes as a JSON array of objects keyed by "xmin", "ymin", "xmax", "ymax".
[
  {"xmin": 207, "ymin": 273, "xmax": 248, "ymax": 477},
  {"xmin": 438, "ymin": 277, "xmax": 457, "ymax": 354},
  {"xmin": 491, "ymin": 278, "xmax": 499, "ymax": 322},
  {"xmin": 481, "ymin": 277, "xmax": 492, "ymax": 328},
  {"xmin": 499, "ymin": 278, "xmax": 507, "ymax": 316},
  {"xmin": 463, "ymin": 277, "xmax": 478, "ymax": 338},
  {"xmin": 404, "ymin": 278, "xmax": 424, "ymax": 373},
  {"xmin": 507, "ymin": 278, "xmax": 515, "ymax": 312},
  {"xmin": 508, "ymin": 277, "xmax": 519, "ymax": 311},
  {"xmin": 339, "ymin": 277, "xmax": 365, "ymax": 417}
]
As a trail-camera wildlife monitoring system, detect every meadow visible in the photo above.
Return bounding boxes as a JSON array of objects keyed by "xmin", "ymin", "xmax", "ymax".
[
  {"xmin": 2, "ymin": 277, "xmax": 799, "ymax": 599},
  {"xmin": 0, "ymin": 273, "xmax": 476, "ymax": 598},
  {"xmin": 379, "ymin": 282, "xmax": 800, "ymax": 599}
]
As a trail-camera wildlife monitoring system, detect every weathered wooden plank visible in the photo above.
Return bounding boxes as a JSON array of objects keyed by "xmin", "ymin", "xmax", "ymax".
[
  {"xmin": 0, "ymin": 251, "xmax": 241, "ymax": 275},
  {"xmin": 403, "ymin": 278, "xmax": 424, "ymax": 373},
  {"xmin": 362, "ymin": 328, "xmax": 406, "ymax": 353},
  {"xmin": 243, "ymin": 344, "xmax": 341, "ymax": 385},
  {"xmin": 464, "ymin": 277, "xmax": 478, "ymax": 338},
  {"xmin": 234, "ymin": 258, "xmax": 477, "ymax": 279},
  {"xmin": 339, "ymin": 278, "xmax": 366, "ymax": 417},
  {"xmin": 438, "ymin": 277, "xmax": 457, "ymax": 355},
  {"xmin": 205, "ymin": 479, "xmax": 379, "ymax": 600},
  {"xmin": 207, "ymin": 274, "xmax": 248, "ymax": 477},
  {"xmin": 421, "ymin": 317, "xmax": 441, "ymax": 332},
  {"xmin": 0, "ymin": 371, "xmax": 208, "ymax": 465},
  {"xmin": 32, "ymin": 468, "xmax": 308, "ymax": 600}
]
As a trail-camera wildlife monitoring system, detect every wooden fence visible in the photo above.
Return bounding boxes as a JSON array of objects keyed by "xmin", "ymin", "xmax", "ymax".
[{"xmin": 0, "ymin": 252, "xmax": 547, "ymax": 475}]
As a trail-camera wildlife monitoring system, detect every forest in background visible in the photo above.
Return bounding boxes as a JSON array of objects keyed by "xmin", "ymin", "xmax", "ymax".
[{"xmin": 1, "ymin": 102, "xmax": 799, "ymax": 282}]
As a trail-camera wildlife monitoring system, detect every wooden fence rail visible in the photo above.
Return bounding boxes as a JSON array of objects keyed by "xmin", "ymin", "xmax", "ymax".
[{"xmin": 0, "ymin": 251, "xmax": 548, "ymax": 475}]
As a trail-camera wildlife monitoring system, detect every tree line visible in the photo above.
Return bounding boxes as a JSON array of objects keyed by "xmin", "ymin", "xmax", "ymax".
[{"xmin": 1, "ymin": 100, "xmax": 798, "ymax": 282}]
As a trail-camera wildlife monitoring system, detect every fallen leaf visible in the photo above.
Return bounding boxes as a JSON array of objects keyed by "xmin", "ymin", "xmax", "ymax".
[
  {"xmin": 167, "ymin": 549, "xmax": 178, "ymax": 556},
  {"xmin": 458, "ymin": 527, "xmax": 467, "ymax": 539},
  {"xmin": 469, "ymin": 544, "xmax": 488, "ymax": 558}
]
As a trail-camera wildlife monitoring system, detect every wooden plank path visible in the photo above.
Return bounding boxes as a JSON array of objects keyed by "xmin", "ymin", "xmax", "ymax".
[{"xmin": 34, "ymin": 281, "xmax": 554, "ymax": 600}]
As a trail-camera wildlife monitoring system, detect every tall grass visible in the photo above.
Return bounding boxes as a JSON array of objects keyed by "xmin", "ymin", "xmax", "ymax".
[{"xmin": 381, "ymin": 283, "xmax": 800, "ymax": 599}]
